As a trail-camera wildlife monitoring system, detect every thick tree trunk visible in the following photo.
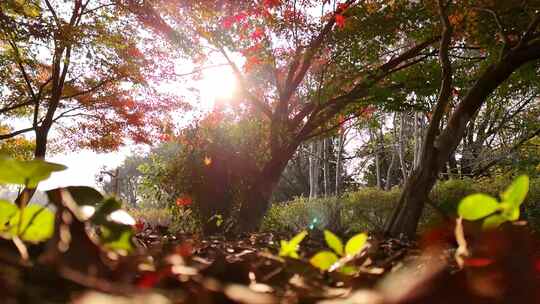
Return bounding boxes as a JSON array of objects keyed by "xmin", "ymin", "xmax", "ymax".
[{"xmin": 237, "ymin": 146, "xmax": 297, "ymax": 232}]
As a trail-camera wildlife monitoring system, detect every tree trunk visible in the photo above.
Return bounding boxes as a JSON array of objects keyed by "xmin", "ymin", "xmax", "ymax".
[
  {"xmin": 385, "ymin": 35, "xmax": 540, "ymax": 239},
  {"xmin": 397, "ymin": 113, "xmax": 408, "ymax": 182},
  {"xmin": 335, "ymin": 130, "xmax": 346, "ymax": 196},
  {"xmin": 309, "ymin": 140, "xmax": 322, "ymax": 199},
  {"xmin": 237, "ymin": 146, "xmax": 297, "ymax": 232},
  {"xmin": 385, "ymin": 150, "xmax": 396, "ymax": 190},
  {"xmin": 323, "ymin": 138, "xmax": 330, "ymax": 197}
]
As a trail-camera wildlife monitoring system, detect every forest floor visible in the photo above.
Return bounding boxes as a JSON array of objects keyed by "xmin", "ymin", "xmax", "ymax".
[{"xmin": 1, "ymin": 222, "xmax": 540, "ymax": 304}]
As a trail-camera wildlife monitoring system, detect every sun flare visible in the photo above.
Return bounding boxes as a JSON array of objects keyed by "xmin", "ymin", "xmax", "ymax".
[{"xmin": 199, "ymin": 66, "xmax": 237, "ymax": 109}]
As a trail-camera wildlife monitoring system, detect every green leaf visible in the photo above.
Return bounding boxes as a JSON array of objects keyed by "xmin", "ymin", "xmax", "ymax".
[
  {"xmin": 289, "ymin": 230, "xmax": 307, "ymax": 248},
  {"xmin": 0, "ymin": 200, "xmax": 18, "ymax": 227},
  {"xmin": 279, "ymin": 231, "xmax": 307, "ymax": 259},
  {"xmin": 499, "ymin": 202, "xmax": 520, "ymax": 221},
  {"xmin": 345, "ymin": 233, "xmax": 368, "ymax": 256},
  {"xmin": 7, "ymin": 205, "xmax": 55, "ymax": 242},
  {"xmin": 339, "ymin": 265, "xmax": 358, "ymax": 275},
  {"xmin": 310, "ymin": 251, "xmax": 339, "ymax": 271},
  {"xmin": 501, "ymin": 175, "xmax": 529, "ymax": 208},
  {"xmin": 482, "ymin": 214, "xmax": 507, "ymax": 230},
  {"xmin": 0, "ymin": 157, "xmax": 66, "ymax": 188},
  {"xmin": 324, "ymin": 230, "xmax": 344, "ymax": 256},
  {"xmin": 458, "ymin": 194, "xmax": 499, "ymax": 220}
]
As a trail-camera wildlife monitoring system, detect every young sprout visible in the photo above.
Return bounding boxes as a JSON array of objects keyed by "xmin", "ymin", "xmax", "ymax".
[
  {"xmin": 458, "ymin": 175, "xmax": 529, "ymax": 229},
  {"xmin": 310, "ymin": 230, "xmax": 368, "ymax": 272},
  {"xmin": 279, "ymin": 231, "xmax": 307, "ymax": 259}
]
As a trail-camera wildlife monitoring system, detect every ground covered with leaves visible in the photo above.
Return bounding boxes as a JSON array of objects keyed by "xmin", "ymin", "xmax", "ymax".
[
  {"xmin": 0, "ymin": 159, "xmax": 539, "ymax": 303},
  {"xmin": 2, "ymin": 214, "xmax": 540, "ymax": 304}
]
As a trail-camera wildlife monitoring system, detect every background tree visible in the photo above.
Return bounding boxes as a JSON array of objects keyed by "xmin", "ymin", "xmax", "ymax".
[
  {"xmin": 385, "ymin": 0, "xmax": 540, "ymax": 238},
  {"xmin": 0, "ymin": 0, "xmax": 182, "ymax": 159}
]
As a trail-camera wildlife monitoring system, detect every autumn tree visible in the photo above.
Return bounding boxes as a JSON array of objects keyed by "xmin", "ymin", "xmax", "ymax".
[
  {"xmin": 0, "ymin": 0, "xmax": 181, "ymax": 161},
  {"xmin": 122, "ymin": 0, "xmax": 439, "ymax": 232}
]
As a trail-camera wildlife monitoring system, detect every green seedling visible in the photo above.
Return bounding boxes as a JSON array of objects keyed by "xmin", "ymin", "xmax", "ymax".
[
  {"xmin": 458, "ymin": 175, "xmax": 529, "ymax": 229},
  {"xmin": 279, "ymin": 230, "xmax": 307, "ymax": 259},
  {"xmin": 310, "ymin": 230, "xmax": 368, "ymax": 271}
]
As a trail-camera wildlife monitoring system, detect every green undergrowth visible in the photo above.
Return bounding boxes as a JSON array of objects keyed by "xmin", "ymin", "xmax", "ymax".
[
  {"xmin": 261, "ymin": 176, "xmax": 540, "ymax": 236},
  {"xmin": 127, "ymin": 175, "xmax": 540, "ymax": 236}
]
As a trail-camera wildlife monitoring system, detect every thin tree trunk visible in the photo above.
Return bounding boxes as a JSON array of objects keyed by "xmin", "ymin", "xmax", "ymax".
[
  {"xmin": 323, "ymin": 138, "xmax": 330, "ymax": 196},
  {"xmin": 335, "ymin": 130, "xmax": 346, "ymax": 196},
  {"xmin": 398, "ymin": 113, "xmax": 408, "ymax": 182},
  {"xmin": 385, "ymin": 150, "xmax": 396, "ymax": 190},
  {"xmin": 309, "ymin": 140, "xmax": 322, "ymax": 199}
]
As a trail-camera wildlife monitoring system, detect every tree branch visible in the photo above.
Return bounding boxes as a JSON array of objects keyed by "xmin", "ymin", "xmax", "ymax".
[
  {"xmin": 218, "ymin": 46, "xmax": 272, "ymax": 118},
  {"xmin": 0, "ymin": 127, "xmax": 35, "ymax": 140}
]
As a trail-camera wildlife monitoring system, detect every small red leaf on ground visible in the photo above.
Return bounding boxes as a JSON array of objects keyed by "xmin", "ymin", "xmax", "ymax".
[
  {"xmin": 135, "ymin": 219, "xmax": 145, "ymax": 232},
  {"xmin": 463, "ymin": 258, "xmax": 494, "ymax": 267},
  {"xmin": 137, "ymin": 272, "xmax": 162, "ymax": 288}
]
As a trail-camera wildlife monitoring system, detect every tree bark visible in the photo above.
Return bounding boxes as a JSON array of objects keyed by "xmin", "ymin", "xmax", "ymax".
[
  {"xmin": 309, "ymin": 140, "xmax": 322, "ymax": 199},
  {"xmin": 397, "ymin": 113, "xmax": 408, "ymax": 182},
  {"xmin": 237, "ymin": 145, "xmax": 297, "ymax": 232},
  {"xmin": 385, "ymin": 150, "xmax": 396, "ymax": 190},
  {"xmin": 335, "ymin": 130, "xmax": 346, "ymax": 196}
]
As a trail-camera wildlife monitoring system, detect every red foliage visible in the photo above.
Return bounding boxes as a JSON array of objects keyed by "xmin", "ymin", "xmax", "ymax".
[
  {"xmin": 337, "ymin": 2, "xmax": 350, "ymax": 12},
  {"xmin": 263, "ymin": 0, "xmax": 281, "ymax": 8},
  {"xmin": 136, "ymin": 272, "xmax": 162, "ymax": 288},
  {"xmin": 135, "ymin": 219, "xmax": 145, "ymax": 232},
  {"xmin": 251, "ymin": 28, "xmax": 265, "ymax": 40},
  {"xmin": 176, "ymin": 196, "xmax": 193, "ymax": 207},
  {"xmin": 335, "ymin": 14, "xmax": 346, "ymax": 28},
  {"xmin": 159, "ymin": 134, "xmax": 172, "ymax": 142}
]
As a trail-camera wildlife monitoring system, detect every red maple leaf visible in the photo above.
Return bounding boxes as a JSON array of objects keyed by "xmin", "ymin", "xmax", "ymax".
[
  {"xmin": 159, "ymin": 134, "xmax": 171, "ymax": 142},
  {"xmin": 335, "ymin": 14, "xmax": 346, "ymax": 28}
]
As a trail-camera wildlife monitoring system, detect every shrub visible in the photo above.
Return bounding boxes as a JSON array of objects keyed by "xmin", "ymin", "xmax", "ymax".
[
  {"xmin": 261, "ymin": 188, "xmax": 400, "ymax": 236},
  {"xmin": 262, "ymin": 176, "xmax": 540, "ymax": 236}
]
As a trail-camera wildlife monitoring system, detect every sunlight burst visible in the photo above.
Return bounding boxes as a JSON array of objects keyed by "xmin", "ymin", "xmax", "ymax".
[{"xmin": 199, "ymin": 66, "xmax": 237, "ymax": 109}]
